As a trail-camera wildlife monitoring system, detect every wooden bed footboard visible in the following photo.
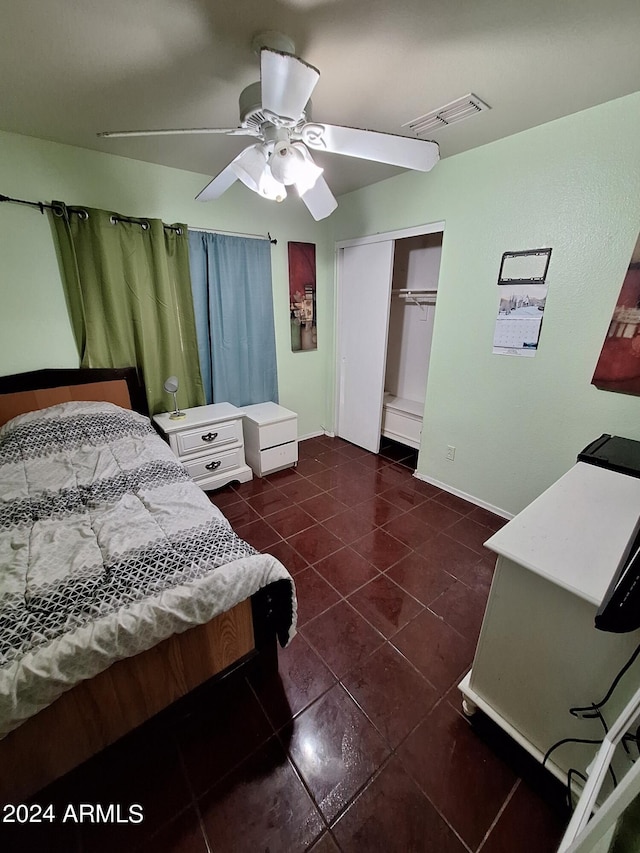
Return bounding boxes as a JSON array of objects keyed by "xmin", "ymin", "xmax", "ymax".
[{"xmin": 0, "ymin": 598, "xmax": 262, "ymax": 803}]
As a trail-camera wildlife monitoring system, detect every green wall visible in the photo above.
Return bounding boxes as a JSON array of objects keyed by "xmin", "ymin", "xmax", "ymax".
[
  {"xmin": 0, "ymin": 131, "xmax": 333, "ymax": 437},
  {"xmin": 333, "ymin": 92, "xmax": 640, "ymax": 515},
  {"xmin": 3, "ymin": 91, "xmax": 640, "ymax": 516}
]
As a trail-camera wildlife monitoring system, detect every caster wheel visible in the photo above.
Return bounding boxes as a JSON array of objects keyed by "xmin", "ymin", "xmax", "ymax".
[{"xmin": 462, "ymin": 697, "xmax": 478, "ymax": 718}]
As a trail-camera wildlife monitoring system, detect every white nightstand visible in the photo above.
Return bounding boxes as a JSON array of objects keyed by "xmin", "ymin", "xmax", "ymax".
[
  {"xmin": 241, "ymin": 402, "xmax": 298, "ymax": 477},
  {"xmin": 153, "ymin": 403, "xmax": 253, "ymax": 491}
]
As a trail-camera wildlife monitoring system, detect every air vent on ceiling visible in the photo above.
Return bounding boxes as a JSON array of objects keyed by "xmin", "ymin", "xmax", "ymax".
[{"xmin": 403, "ymin": 94, "xmax": 490, "ymax": 137}]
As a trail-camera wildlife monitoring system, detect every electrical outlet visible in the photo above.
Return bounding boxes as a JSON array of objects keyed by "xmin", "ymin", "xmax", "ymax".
[{"xmin": 446, "ymin": 445, "xmax": 456, "ymax": 461}]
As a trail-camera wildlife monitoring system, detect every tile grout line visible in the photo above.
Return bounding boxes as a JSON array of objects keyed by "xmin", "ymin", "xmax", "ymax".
[{"xmin": 475, "ymin": 779, "xmax": 520, "ymax": 852}]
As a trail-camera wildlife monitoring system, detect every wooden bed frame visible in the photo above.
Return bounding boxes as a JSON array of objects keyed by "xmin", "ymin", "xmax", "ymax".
[{"xmin": 0, "ymin": 367, "xmax": 280, "ymax": 802}]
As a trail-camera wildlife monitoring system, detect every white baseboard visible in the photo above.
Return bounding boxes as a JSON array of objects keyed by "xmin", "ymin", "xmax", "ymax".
[
  {"xmin": 299, "ymin": 430, "xmax": 328, "ymax": 441},
  {"xmin": 412, "ymin": 471, "xmax": 513, "ymax": 521}
]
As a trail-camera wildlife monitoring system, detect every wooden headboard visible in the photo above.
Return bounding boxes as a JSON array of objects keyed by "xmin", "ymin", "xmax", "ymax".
[{"xmin": 0, "ymin": 367, "xmax": 148, "ymax": 426}]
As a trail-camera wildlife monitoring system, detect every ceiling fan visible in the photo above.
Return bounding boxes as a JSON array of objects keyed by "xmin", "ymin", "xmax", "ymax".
[{"xmin": 98, "ymin": 33, "xmax": 440, "ymax": 221}]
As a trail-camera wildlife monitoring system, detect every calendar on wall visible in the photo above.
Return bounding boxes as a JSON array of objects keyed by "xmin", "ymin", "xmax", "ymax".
[{"xmin": 493, "ymin": 248, "xmax": 552, "ymax": 357}]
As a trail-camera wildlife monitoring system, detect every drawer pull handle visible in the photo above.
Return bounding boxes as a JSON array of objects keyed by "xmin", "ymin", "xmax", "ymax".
[
  {"xmin": 205, "ymin": 460, "xmax": 222, "ymax": 471},
  {"xmin": 202, "ymin": 432, "xmax": 218, "ymax": 443}
]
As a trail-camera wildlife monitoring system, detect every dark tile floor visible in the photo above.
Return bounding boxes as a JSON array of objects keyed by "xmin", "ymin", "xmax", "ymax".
[{"xmin": 2, "ymin": 436, "xmax": 571, "ymax": 852}]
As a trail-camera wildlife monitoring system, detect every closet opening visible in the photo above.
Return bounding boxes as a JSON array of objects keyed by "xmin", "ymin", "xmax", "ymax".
[
  {"xmin": 335, "ymin": 222, "xmax": 444, "ymax": 462},
  {"xmin": 382, "ymin": 232, "xmax": 442, "ymax": 453}
]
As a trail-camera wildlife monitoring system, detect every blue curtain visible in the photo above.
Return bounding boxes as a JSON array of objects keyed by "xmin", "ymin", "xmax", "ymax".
[{"xmin": 188, "ymin": 231, "xmax": 278, "ymax": 406}]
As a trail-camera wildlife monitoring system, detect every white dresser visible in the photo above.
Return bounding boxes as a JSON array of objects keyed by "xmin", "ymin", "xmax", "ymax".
[
  {"xmin": 459, "ymin": 462, "xmax": 640, "ymax": 793},
  {"xmin": 241, "ymin": 402, "xmax": 298, "ymax": 477},
  {"xmin": 153, "ymin": 403, "xmax": 253, "ymax": 491}
]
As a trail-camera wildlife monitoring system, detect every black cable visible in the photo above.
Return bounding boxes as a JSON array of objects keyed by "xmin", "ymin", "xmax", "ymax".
[
  {"xmin": 566, "ymin": 768, "xmax": 588, "ymax": 811},
  {"xmin": 542, "ymin": 737, "xmax": 605, "ymax": 767},
  {"xmin": 570, "ymin": 642, "xmax": 640, "ymax": 719},
  {"xmin": 544, "ymin": 735, "xmax": 619, "ymax": 792}
]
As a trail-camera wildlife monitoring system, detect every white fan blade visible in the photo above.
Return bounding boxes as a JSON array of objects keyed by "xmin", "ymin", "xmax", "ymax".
[
  {"xmin": 301, "ymin": 123, "xmax": 440, "ymax": 171},
  {"xmin": 98, "ymin": 127, "xmax": 254, "ymax": 138},
  {"xmin": 260, "ymin": 48, "xmax": 319, "ymax": 124},
  {"xmin": 195, "ymin": 161, "xmax": 239, "ymax": 201},
  {"xmin": 299, "ymin": 176, "xmax": 337, "ymax": 221}
]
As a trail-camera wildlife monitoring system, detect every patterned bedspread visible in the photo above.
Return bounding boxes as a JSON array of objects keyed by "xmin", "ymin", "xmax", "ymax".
[{"xmin": 0, "ymin": 401, "xmax": 296, "ymax": 739}]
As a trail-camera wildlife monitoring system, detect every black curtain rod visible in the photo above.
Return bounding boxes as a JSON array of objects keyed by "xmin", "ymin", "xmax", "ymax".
[
  {"xmin": 0, "ymin": 194, "xmax": 183, "ymax": 233},
  {"xmin": 0, "ymin": 193, "xmax": 63, "ymax": 215}
]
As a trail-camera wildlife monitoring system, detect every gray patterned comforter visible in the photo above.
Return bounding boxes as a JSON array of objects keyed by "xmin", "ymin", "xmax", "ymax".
[{"xmin": 0, "ymin": 401, "xmax": 296, "ymax": 739}]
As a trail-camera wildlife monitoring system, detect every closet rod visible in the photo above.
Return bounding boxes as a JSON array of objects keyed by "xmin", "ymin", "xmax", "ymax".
[
  {"xmin": 190, "ymin": 226, "xmax": 277, "ymax": 244},
  {"xmin": 394, "ymin": 288, "xmax": 437, "ymax": 295}
]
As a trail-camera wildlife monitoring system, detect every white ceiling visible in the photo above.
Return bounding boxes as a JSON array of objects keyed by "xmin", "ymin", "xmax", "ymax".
[{"xmin": 1, "ymin": 0, "xmax": 639, "ymax": 197}]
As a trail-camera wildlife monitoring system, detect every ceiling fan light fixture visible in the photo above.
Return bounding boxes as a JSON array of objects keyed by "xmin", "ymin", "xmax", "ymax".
[
  {"xmin": 292, "ymin": 143, "xmax": 323, "ymax": 195},
  {"xmin": 269, "ymin": 140, "xmax": 304, "ymax": 185},
  {"xmin": 258, "ymin": 170, "xmax": 287, "ymax": 202},
  {"xmin": 231, "ymin": 144, "xmax": 268, "ymax": 192},
  {"xmin": 231, "ymin": 144, "xmax": 287, "ymax": 202},
  {"xmin": 269, "ymin": 140, "xmax": 323, "ymax": 195}
]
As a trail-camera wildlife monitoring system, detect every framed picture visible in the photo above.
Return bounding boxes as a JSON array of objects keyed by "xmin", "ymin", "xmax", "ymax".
[
  {"xmin": 592, "ymin": 232, "xmax": 640, "ymax": 394},
  {"xmin": 288, "ymin": 242, "xmax": 317, "ymax": 352}
]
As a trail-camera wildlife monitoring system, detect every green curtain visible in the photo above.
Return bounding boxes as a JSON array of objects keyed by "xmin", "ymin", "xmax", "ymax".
[{"xmin": 51, "ymin": 204, "xmax": 205, "ymax": 415}]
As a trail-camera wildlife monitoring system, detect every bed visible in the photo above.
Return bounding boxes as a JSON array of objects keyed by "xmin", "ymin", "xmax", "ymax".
[{"xmin": 0, "ymin": 367, "xmax": 296, "ymax": 802}]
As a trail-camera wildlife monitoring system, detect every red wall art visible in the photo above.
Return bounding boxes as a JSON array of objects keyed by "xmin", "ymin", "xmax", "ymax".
[
  {"xmin": 592, "ymin": 233, "xmax": 640, "ymax": 395},
  {"xmin": 288, "ymin": 241, "xmax": 317, "ymax": 352}
]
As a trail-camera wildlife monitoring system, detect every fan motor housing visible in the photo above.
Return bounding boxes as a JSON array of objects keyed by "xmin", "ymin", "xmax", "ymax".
[{"xmin": 239, "ymin": 81, "xmax": 311, "ymax": 131}]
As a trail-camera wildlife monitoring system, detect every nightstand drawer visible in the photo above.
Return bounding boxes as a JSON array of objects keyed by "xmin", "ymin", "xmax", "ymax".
[
  {"xmin": 176, "ymin": 419, "xmax": 241, "ymax": 457},
  {"xmin": 183, "ymin": 446, "xmax": 245, "ymax": 481},
  {"xmin": 260, "ymin": 442, "xmax": 298, "ymax": 473},
  {"xmin": 257, "ymin": 418, "xmax": 297, "ymax": 451}
]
